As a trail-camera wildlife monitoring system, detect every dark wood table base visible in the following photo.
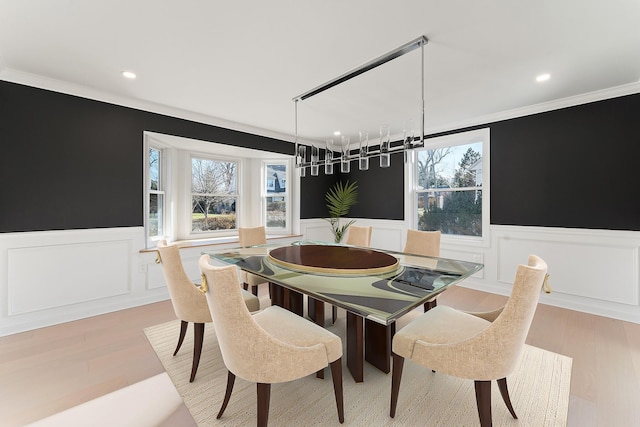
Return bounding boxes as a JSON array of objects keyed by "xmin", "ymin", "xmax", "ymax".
[
  {"xmin": 271, "ymin": 283, "xmax": 394, "ymax": 383},
  {"xmin": 308, "ymin": 297, "xmax": 338, "ymax": 326},
  {"xmin": 269, "ymin": 283, "xmax": 303, "ymax": 316}
]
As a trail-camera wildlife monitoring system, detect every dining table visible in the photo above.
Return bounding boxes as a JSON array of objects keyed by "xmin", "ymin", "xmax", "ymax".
[{"xmin": 204, "ymin": 240, "xmax": 484, "ymax": 382}]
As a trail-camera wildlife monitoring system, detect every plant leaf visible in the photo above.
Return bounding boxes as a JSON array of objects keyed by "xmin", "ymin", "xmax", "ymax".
[{"xmin": 325, "ymin": 180, "xmax": 358, "ymax": 218}]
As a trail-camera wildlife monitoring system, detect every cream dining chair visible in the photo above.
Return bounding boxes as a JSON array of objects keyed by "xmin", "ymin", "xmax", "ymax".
[
  {"xmin": 390, "ymin": 255, "xmax": 548, "ymax": 427},
  {"xmin": 403, "ymin": 229, "xmax": 441, "ymax": 312},
  {"xmin": 238, "ymin": 226, "xmax": 269, "ymax": 296},
  {"xmin": 155, "ymin": 241, "xmax": 260, "ymax": 382},
  {"xmin": 199, "ymin": 254, "xmax": 345, "ymax": 426},
  {"xmin": 344, "ymin": 225, "xmax": 372, "ymax": 246}
]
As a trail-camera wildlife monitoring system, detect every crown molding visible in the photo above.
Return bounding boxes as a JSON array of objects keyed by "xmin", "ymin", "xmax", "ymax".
[
  {"xmin": 2, "ymin": 66, "xmax": 639, "ymax": 142},
  {"xmin": 0, "ymin": 67, "xmax": 296, "ymax": 144},
  {"xmin": 425, "ymin": 81, "xmax": 640, "ymax": 135}
]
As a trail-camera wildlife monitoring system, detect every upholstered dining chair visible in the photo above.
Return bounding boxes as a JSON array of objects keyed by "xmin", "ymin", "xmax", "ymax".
[
  {"xmin": 198, "ymin": 254, "xmax": 345, "ymax": 427},
  {"xmin": 403, "ymin": 229, "xmax": 441, "ymax": 312},
  {"xmin": 238, "ymin": 226, "xmax": 269, "ymax": 296},
  {"xmin": 344, "ymin": 225, "xmax": 372, "ymax": 246},
  {"xmin": 390, "ymin": 255, "xmax": 548, "ymax": 427},
  {"xmin": 155, "ymin": 241, "xmax": 260, "ymax": 382}
]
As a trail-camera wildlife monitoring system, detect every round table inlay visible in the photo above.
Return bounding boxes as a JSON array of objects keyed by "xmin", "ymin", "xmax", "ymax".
[{"xmin": 268, "ymin": 245, "xmax": 400, "ymax": 275}]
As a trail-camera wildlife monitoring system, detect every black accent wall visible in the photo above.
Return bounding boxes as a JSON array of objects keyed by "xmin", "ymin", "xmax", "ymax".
[
  {"xmin": 300, "ymin": 152, "xmax": 405, "ymax": 220},
  {"xmin": 3, "ymin": 80, "xmax": 640, "ymax": 233},
  {"xmin": 0, "ymin": 81, "xmax": 292, "ymax": 233},
  {"xmin": 489, "ymin": 94, "xmax": 640, "ymax": 230},
  {"xmin": 302, "ymin": 93, "xmax": 640, "ymax": 231}
]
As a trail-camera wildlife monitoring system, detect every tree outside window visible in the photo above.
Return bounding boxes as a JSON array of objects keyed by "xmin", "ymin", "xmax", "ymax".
[
  {"xmin": 416, "ymin": 142, "xmax": 483, "ymax": 237},
  {"xmin": 191, "ymin": 157, "xmax": 238, "ymax": 232}
]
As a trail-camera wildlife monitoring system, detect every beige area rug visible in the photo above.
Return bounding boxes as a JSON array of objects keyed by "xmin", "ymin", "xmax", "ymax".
[{"xmin": 144, "ymin": 316, "xmax": 572, "ymax": 426}]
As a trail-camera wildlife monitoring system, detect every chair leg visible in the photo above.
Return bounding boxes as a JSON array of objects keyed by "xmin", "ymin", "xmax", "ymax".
[
  {"xmin": 390, "ymin": 352, "xmax": 405, "ymax": 418},
  {"xmin": 329, "ymin": 358, "xmax": 345, "ymax": 423},
  {"xmin": 174, "ymin": 320, "xmax": 188, "ymax": 356},
  {"xmin": 216, "ymin": 371, "xmax": 236, "ymax": 419},
  {"xmin": 190, "ymin": 323, "xmax": 205, "ymax": 382},
  {"xmin": 251, "ymin": 285, "xmax": 258, "ymax": 296},
  {"xmin": 243, "ymin": 282, "xmax": 249, "ymax": 291},
  {"xmin": 497, "ymin": 377, "xmax": 518, "ymax": 419},
  {"xmin": 257, "ymin": 383, "xmax": 271, "ymax": 427},
  {"xmin": 474, "ymin": 380, "xmax": 492, "ymax": 427},
  {"xmin": 423, "ymin": 298, "xmax": 437, "ymax": 312}
]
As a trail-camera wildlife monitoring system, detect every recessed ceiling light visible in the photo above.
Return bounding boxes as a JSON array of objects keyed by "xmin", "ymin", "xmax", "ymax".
[
  {"xmin": 122, "ymin": 70, "xmax": 137, "ymax": 79},
  {"xmin": 536, "ymin": 73, "xmax": 551, "ymax": 82},
  {"xmin": 333, "ymin": 131, "xmax": 341, "ymax": 136}
]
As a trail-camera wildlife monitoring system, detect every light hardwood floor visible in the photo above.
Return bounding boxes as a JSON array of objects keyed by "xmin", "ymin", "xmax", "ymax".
[{"xmin": 1, "ymin": 286, "xmax": 639, "ymax": 426}]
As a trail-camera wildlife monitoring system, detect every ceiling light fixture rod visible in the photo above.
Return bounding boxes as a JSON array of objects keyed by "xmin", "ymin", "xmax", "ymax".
[{"xmin": 293, "ymin": 35, "xmax": 428, "ymax": 102}]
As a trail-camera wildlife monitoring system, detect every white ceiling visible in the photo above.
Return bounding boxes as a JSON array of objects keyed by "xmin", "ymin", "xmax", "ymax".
[{"xmin": 1, "ymin": 0, "xmax": 639, "ymax": 144}]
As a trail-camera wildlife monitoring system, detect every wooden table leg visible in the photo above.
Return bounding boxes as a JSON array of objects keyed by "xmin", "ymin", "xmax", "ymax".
[
  {"xmin": 310, "ymin": 298, "xmax": 324, "ymax": 327},
  {"xmin": 270, "ymin": 284, "xmax": 303, "ymax": 317},
  {"xmin": 308, "ymin": 296, "xmax": 320, "ymax": 323},
  {"xmin": 270, "ymin": 283, "xmax": 284, "ymax": 308},
  {"xmin": 286, "ymin": 289, "xmax": 304, "ymax": 316},
  {"xmin": 346, "ymin": 312, "xmax": 364, "ymax": 382},
  {"xmin": 364, "ymin": 319, "xmax": 395, "ymax": 374}
]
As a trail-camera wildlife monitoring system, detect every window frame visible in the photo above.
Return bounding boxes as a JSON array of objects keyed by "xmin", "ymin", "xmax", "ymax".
[
  {"xmin": 411, "ymin": 127, "xmax": 490, "ymax": 247},
  {"xmin": 143, "ymin": 137, "xmax": 169, "ymax": 248},
  {"xmin": 188, "ymin": 152, "xmax": 241, "ymax": 238},
  {"xmin": 262, "ymin": 159, "xmax": 291, "ymax": 234},
  {"xmin": 142, "ymin": 131, "xmax": 296, "ymax": 248}
]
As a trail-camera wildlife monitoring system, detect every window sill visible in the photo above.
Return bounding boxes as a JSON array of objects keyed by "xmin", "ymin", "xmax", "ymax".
[{"xmin": 139, "ymin": 234, "xmax": 303, "ymax": 253}]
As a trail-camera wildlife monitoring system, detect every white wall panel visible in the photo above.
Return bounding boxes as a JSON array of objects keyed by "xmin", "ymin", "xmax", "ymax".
[
  {"xmin": 496, "ymin": 232, "xmax": 638, "ymax": 306},
  {"xmin": 0, "ymin": 227, "xmax": 169, "ymax": 336},
  {"xmin": 8, "ymin": 240, "xmax": 130, "ymax": 315}
]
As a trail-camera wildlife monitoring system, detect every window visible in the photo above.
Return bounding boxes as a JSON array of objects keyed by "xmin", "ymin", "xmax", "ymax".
[
  {"xmin": 264, "ymin": 161, "xmax": 289, "ymax": 230},
  {"xmin": 414, "ymin": 128, "xmax": 489, "ymax": 239},
  {"xmin": 142, "ymin": 131, "xmax": 295, "ymax": 248},
  {"xmin": 146, "ymin": 145, "xmax": 165, "ymax": 245},
  {"xmin": 191, "ymin": 156, "xmax": 238, "ymax": 233}
]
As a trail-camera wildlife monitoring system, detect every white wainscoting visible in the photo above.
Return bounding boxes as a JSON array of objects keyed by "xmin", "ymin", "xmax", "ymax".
[
  {"xmin": 488, "ymin": 225, "xmax": 640, "ymax": 323},
  {"xmin": 0, "ymin": 227, "xmax": 169, "ymax": 337},
  {"xmin": 301, "ymin": 219, "xmax": 640, "ymax": 324},
  {"xmin": 3, "ymin": 223, "xmax": 640, "ymax": 336}
]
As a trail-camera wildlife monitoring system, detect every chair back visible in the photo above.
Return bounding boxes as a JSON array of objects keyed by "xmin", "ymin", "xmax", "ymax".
[
  {"xmin": 198, "ymin": 255, "xmax": 327, "ymax": 383},
  {"xmin": 403, "ymin": 229, "xmax": 441, "ymax": 257},
  {"xmin": 156, "ymin": 241, "xmax": 212, "ymax": 323},
  {"xmin": 238, "ymin": 226, "xmax": 267, "ymax": 247},
  {"xmin": 345, "ymin": 225, "xmax": 372, "ymax": 247},
  {"xmin": 484, "ymin": 255, "xmax": 547, "ymax": 376}
]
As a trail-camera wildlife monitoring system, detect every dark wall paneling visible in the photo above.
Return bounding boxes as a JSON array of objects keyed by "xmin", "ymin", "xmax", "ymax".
[
  {"xmin": 0, "ymin": 81, "xmax": 292, "ymax": 233},
  {"xmin": 299, "ymin": 171, "xmax": 337, "ymax": 219},
  {"xmin": 490, "ymin": 93, "xmax": 640, "ymax": 230},
  {"xmin": 300, "ymin": 152, "xmax": 404, "ymax": 220},
  {"xmin": 4, "ymin": 79, "xmax": 640, "ymax": 233}
]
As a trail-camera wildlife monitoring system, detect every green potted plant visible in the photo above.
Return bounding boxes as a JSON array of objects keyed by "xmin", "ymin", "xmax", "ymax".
[{"xmin": 324, "ymin": 180, "xmax": 358, "ymax": 243}]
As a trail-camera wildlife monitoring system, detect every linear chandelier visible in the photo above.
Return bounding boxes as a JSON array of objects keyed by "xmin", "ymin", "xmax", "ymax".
[{"xmin": 293, "ymin": 35, "xmax": 428, "ymax": 176}]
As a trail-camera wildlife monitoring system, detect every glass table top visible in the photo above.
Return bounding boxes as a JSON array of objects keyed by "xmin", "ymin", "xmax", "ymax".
[{"xmin": 204, "ymin": 241, "xmax": 483, "ymax": 325}]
